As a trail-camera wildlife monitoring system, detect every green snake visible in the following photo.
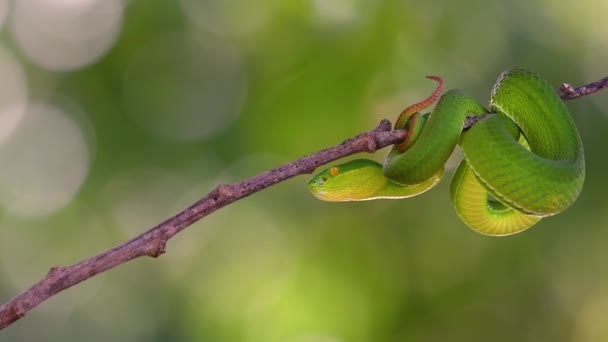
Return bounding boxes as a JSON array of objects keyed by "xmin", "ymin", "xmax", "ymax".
[{"xmin": 307, "ymin": 69, "xmax": 585, "ymax": 236}]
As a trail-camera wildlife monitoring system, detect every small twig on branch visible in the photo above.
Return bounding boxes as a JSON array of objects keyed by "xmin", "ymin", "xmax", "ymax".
[{"xmin": 0, "ymin": 74, "xmax": 606, "ymax": 330}]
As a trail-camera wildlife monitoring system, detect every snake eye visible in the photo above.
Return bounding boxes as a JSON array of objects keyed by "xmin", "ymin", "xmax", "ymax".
[
  {"xmin": 329, "ymin": 167, "xmax": 340, "ymax": 177},
  {"xmin": 322, "ymin": 177, "xmax": 328, "ymax": 182}
]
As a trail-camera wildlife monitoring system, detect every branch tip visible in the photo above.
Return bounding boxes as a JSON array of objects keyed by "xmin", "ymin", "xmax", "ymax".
[
  {"xmin": 557, "ymin": 75, "xmax": 608, "ymax": 100},
  {"xmin": 558, "ymin": 83, "xmax": 576, "ymax": 97}
]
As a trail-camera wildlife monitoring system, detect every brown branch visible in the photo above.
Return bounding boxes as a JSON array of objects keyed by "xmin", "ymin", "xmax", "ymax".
[
  {"xmin": 0, "ymin": 120, "xmax": 406, "ymax": 329},
  {"xmin": 0, "ymin": 74, "xmax": 606, "ymax": 330},
  {"xmin": 557, "ymin": 75, "xmax": 608, "ymax": 100}
]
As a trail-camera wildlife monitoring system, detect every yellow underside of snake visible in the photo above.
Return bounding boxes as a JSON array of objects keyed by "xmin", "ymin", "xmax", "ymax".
[{"xmin": 307, "ymin": 69, "xmax": 585, "ymax": 236}]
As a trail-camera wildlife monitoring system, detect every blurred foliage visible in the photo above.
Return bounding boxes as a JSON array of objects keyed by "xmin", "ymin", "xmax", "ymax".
[{"xmin": 0, "ymin": 0, "xmax": 607, "ymax": 341}]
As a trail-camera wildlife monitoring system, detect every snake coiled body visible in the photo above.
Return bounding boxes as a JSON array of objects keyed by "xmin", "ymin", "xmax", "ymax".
[{"xmin": 308, "ymin": 69, "xmax": 585, "ymax": 236}]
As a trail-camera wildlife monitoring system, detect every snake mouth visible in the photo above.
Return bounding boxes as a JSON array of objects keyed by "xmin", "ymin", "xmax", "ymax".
[
  {"xmin": 309, "ymin": 188, "xmax": 327, "ymax": 200},
  {"xmin": 307, "ymin": 178, "xmax": 329, "ymax": 200},
  {"xmin": 308, "ymin": 186, "xmax": 343, "ymax": 202}
]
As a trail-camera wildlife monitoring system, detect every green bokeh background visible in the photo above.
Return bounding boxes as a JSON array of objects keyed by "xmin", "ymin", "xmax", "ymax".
[{"xmin": 1, "ymin": 0, "xmax": 608, "ymax": 341}]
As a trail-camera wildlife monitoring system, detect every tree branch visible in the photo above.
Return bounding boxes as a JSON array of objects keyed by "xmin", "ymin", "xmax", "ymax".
[
  {"xmin": 558, "ymin": 76, "xmax": 608, "ymax": 100},
  {"xmin": 0, "ymin": 74, "xmax": 605, "ymax": 330}
]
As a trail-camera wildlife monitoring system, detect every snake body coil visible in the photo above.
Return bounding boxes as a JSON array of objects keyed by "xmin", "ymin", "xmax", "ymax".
[{"xmin": 308, "ymin": 69, "xmax": 585, "ymax": 236}]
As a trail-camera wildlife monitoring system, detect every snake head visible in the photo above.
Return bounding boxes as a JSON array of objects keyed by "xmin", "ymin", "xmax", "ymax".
[
  {"xmin": 307, "ymin": 166, "xmax": 342, "ymax": 201},
  {"xmin": 307, "ymin": 159, "xmax": 387, "ymax": 201}
]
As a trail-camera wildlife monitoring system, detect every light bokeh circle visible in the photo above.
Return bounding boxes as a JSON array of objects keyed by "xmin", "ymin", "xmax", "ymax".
[
  {"xmin": 178, "ymin": 0, "xmax": 277, "ymax": 36},
  {"xmin": 0, "ymin": 45, "xmax": 28, "ymax": 146},
  {"xmin": 11, "ymin": 0, "xmax": 124, "ymax": 71},
  {"xmin": 313, "ymin": 0, "xmax": 359, "ymax": 25},
  {"xmin": 0, "ymin": 102, "xmax": 91, "ymax": 217},
  {"xmin": 123, "ymin": 32, "xmax": 247, "ymax": 142},
  {"xmin": 0, "ymin": 0, "xmax": 8, "ymax": 32}
]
